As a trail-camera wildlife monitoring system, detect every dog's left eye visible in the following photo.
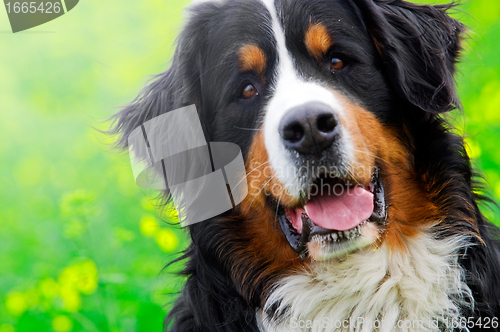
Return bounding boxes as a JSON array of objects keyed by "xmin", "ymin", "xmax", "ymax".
[
  {"xmin": 330, "ymin": 57, "xmax": 345, "ymax": 71},
  {"xmin": 240, "ymin": 83, "xmax": 259, "ymax": 99}
]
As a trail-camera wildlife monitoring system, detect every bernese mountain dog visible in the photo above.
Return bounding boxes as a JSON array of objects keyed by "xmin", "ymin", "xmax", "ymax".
[{"xmin": 110, "ymin": 0, "xmax": 500, "ymax": 331}]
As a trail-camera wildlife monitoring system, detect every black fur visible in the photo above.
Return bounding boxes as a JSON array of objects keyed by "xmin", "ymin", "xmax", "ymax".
[{"xmin": 109, "ymin": 0, "xmax": 500, "ymax": 331}]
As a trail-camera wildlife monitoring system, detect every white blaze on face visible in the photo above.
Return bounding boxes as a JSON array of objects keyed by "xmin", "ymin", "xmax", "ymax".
[{"xmin": 259, "ymin": 0, "xmax": 354, "ymax": 199}]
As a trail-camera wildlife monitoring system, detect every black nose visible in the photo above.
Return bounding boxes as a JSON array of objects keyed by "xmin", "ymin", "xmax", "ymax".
[{"xmin": 279, "ymin": 102, "xmax": 339, "ymax": 155}]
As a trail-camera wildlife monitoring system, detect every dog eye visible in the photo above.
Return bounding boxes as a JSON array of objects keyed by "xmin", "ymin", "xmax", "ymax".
[
  {"xmin": 330, "ymin": 57, "xmax": 345, "ymax": 71},
  {"xmin": 241, "ymin": 83, "xmax": 259, "ymax": 99}
]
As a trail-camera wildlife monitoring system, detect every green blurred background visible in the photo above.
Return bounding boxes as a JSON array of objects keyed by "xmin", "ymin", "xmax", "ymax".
[{"xmin": 0, "ymin": 1, "xmax": 499, "ymax": 331}]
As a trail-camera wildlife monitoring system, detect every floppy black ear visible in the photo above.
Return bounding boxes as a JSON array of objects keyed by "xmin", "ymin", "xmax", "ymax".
[
  {"xmin": 352, "ymin": 0, "xmax": 464, "ymax": 114},
  {"xmin": 109, "ymin": 66, "xmax": 185, "ymax": 149}
]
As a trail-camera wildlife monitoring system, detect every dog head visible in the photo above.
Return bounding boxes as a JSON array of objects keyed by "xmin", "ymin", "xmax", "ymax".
[{"xmin": 111, "ymin": 0, "xmax": 465, "ymax": 304}]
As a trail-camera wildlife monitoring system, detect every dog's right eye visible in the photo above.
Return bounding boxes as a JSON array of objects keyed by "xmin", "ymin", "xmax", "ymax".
[{"xmin": 240, "ymin": 83, "xmax": 259, "ymax": 99}]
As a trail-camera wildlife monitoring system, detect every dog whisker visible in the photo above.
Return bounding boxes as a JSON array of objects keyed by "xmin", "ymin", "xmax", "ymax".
[{"xmin": 233, "ymin": 126, "xmax": 261, "ymax": 131}]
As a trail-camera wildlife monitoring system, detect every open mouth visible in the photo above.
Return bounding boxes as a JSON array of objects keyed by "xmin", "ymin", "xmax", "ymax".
[{"xmin": 275, "ymin": 170, "xmax": 387, "ymax": 261}]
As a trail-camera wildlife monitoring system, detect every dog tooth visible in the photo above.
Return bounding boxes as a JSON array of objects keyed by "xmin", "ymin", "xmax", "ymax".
[
  {"xmin": 344, "ymin": 231, "xmax": 350, "ymax": 239},
  {"xmin": 304, "ymin": 206, "xmax": 310, "ymax": 217},
  {"xmin": 332, "ymin": 233, "xmax": 338, "ymax": 241}
]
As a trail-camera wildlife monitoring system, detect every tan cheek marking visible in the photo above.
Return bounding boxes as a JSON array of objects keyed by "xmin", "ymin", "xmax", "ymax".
[
  {"xmin": 239, "ymin": 44, "xmax": 267, "ymax": 77},
  {"xmin": 226, "ymin": 128, "xmax": 303, "ymax": 300},
  {"xmin": 243, "ymin": 129, "xmax": 299, "ymax": 210},
  {"xmin": 304, "ymin": 23, "xmax": 332, "ymax": 60},
  {"xmin": 332, "ymin": 91, "xmax": 441, "ymax": 253}
]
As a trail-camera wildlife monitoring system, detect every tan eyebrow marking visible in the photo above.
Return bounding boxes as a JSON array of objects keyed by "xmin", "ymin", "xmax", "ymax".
[
  {"xmin": 239, "ymin": 44, "xmax": 267, "ymax": 75},
  {"xmin": 304, "ymin": 23, "xmax": 333, "ymax": 59}
]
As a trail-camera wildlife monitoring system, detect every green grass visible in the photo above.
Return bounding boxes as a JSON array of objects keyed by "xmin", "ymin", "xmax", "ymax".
[{"xmin": 0, "ymin": 1, "xmax": 499, "ymax": 331}]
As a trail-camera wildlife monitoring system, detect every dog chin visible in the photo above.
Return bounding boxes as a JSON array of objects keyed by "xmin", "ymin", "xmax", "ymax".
[{"xmin": 307, "ymin": 221, "xmax": 381, "ymax": 261}]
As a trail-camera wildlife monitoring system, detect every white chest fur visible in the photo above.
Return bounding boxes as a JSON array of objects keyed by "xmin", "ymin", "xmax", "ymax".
[{"xmin": 258, "ymin": 233, "xmax": 473, "ymax": 332}]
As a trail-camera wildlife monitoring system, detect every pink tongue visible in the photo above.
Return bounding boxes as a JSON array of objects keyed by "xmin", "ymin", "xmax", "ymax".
[{"xmin": 286, "ymin": 187, "xmax": 374, "ymax": 233}]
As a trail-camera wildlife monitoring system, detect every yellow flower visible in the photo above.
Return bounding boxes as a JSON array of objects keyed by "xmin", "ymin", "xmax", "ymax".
[
  {"xmin": 59, "ymin": 286, "xmax": 81, "ymax": 312},
  {"xmin": 140, "ymin": 215, "xmax": 159, "ymax": 237},
  {"xmin": 52, "ymin": 315, "xmax": 73, "ymax": 332},
  {"xmin": 57, "ymin": 259, "xmax": 98, "ymax": 312},
  {"xmin": 155, "ymin": 229, "xmax": 179, "ymax": 253},
  {"xmin": 76, "ymin": 260, "xmax": 98, "ymax": 295},
  {"xmin": 5, "ymin": 291, "xmax": 28, "ymax": 317},
  {"xmin": 39, "ymin": 278, "xmax": 59, "ymax": 299},
  {"xmin": 59, "ymin": 260, "xmax": 98, "ymax": 296}
]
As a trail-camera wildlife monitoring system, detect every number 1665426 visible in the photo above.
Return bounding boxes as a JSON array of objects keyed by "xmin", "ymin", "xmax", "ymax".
[{"xmin": 5, "ymin": 2, "xmax": 62, "ymax": 14}]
